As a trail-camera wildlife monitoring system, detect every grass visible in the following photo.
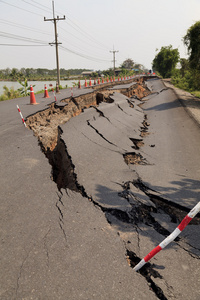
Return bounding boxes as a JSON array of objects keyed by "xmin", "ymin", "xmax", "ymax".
[
  {"xmin": 191, "ymin": 91, "xmax": 200, "ymax": 98},
  {"xmin": 0, "ymin": 84, "xmax": 68, "ymax": 101}
]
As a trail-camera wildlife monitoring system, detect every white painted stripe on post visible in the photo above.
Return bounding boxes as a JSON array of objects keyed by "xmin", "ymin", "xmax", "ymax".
[
  {"xmin": 188, "ymin": 202, "xmax": 200, "ymax": 218},
  {"xmin": 159, "ymin": 228, "xmax": 181, "ymax": 249},
  {"xmin": 133, "ymin": 259, "xmax": 146, "ymax": 272}
]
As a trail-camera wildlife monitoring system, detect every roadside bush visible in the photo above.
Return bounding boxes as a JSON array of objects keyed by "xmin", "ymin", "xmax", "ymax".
[
  {"xmin": 0, "ymin": 85, "xmax": 20, "ymax": 101},
  {"xmin": 171, "ymin": 69, "xmax": 200, "ymax": 92}
]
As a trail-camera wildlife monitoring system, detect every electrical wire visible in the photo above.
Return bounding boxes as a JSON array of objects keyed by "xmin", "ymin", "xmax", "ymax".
[
  {"xmin": 1, "ymin": 0, "xmax": 110, "ymax": 53},
  {"xmin": 64, "ymin": 18, "xmax": 109, "ymax": 51},
  {"xmin": 58, "ymin": 25, "xmax": 110, "ymax": 58},
  {"xmin": 0, "ymin": 43, "xmax": 48, "ymax": 46},
  {"xmin": 59, "ymin": 45, "xmax": 110, "ymax": 63},
  {"xmin": 0, "ymin": 31, "xmax": 49, "ymax": 44},
  {"xmin": 0, "ymin": 0, "xmax": 43, "ymax": 16},
  {"xmin": 0, "ymin": 0, "xmax": 114, "ymax": 67},
  {"xmin": 20, "ymin": 0, "xmax": 50, "ymax": 13},
  {"xmin": 22, "ymin": 0, "xmax": 109, "ymax": 50},
  {"xmin": 30, "ymin": 0, "xmax": 52, "ymax": 11},
  {"xmin": 0, "ymin": 19, "xmax": 52, "ymax": 36}
]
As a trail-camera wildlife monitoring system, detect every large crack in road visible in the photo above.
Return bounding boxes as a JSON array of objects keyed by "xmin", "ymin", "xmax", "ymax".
[{"xmin": 26, "ymin": 81, "xmax": 200, "ymax": 300}]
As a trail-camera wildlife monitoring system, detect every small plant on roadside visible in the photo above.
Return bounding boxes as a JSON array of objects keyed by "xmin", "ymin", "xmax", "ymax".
[
  {"xmin": 17, "ymin": 78, "xmax": 35, "ymax": 96},
  {"xmin": 72, "ymin": 81, "xmax": 78, "ymax": 87}
]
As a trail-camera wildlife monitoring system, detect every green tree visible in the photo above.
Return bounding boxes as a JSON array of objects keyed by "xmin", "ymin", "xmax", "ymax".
[
  {"xmin": 121, "ymin": 58, "xmax": 134, "ymax": 70},
  {"xmin": 180, "ymin": 58, "xmax": 189, "ymax": 77},
  {"xmin": 102, "ymin": 68, "xmax": 114, "ymax": 77},
  {"xmin": 10, "ymin": 68, "xmax": 24, "ymax": 81},
  {"xmin": 183, "ymin": 21, "xmax": 200, "ymax": 70},
  {"xmin": 152, "ymin": 45, "xmax": 180, "ymax": 78}
]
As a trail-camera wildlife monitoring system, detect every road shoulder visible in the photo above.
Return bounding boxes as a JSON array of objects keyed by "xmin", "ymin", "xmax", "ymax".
[{"xmin": 163, "ymin": 79, "xmax": 200, "ymax": 127}]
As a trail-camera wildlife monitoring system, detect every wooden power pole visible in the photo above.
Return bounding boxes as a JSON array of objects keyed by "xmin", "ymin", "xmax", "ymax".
[
  {"xmin": 110, "ymin": 48, "xmax": 119, "ymax": 76},
  {"xmin": 44, "ymin": 1, "xmax": 65, "ymax": 92}
]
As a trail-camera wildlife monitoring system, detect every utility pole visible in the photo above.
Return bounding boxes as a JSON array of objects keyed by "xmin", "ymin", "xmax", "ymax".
[
  {"xmin": 44, "ymin": 1, "xmax": 65, "ymax": 92},
  {"xmin": 110, "ymin": 47, "xmax": 119, "ymax": 76}
]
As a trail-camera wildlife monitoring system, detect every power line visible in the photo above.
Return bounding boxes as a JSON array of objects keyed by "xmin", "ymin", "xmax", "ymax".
[
  {"xmin": 64, "ymin": 18, "xmax": 109, "ymax": 51},
  {"xmin": 0, "ymin": 19, "xmax": 51, "ymax": 36},
  {"xmin": 59, "ymin": 45, "xmax": 110, "ymax": 63},
  {"xmin": 58, "ymin": 25, "xmax": 111, "ymax": 58},
  {"xmin": 21, "ymin": 0, "xmax": 48, "ymax": 12},
  {"xmin": 0, "ymin": 31, "xmax": 49, "ymax": 44},
  {"xmin": 0, "ymin": 0, "xmax": 43, "ymax": 16},
  {"xmin": 0, "ymin": 43, "xmax": 48, "ymax": 46},
  {"xmin": 30, "ymin": 0, "xmax": 55, "ymax": 13},
  {"xmin": 1, "ymin": 0, "xmax": 110, "ymax": 55}
]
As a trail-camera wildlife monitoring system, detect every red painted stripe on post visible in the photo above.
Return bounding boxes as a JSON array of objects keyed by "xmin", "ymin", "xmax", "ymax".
[
  {"xmin": 178, "ymin": 215, "xmax": 192, "ymax": 231},
  {"xmin": 144, "ymin": 245, "xmax": 162, "ymax": 262}
]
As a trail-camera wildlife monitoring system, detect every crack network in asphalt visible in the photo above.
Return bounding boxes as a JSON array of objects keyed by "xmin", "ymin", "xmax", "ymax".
[{"xmin": 26, "ymin": 82, "xmax": 200, "ymax": 299}]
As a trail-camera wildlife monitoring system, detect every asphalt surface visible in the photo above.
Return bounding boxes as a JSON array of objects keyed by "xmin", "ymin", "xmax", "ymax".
[
  {"xmin": 0, "ymin": 80, "xmax": 157, "ymax": 300},
  {"xmin": 1, "ymin": 78, "xmax": 200, "ymax": 299},
  {"xmin": 137, "ymin": 79, "xmax": 200, "ymax": 209}
]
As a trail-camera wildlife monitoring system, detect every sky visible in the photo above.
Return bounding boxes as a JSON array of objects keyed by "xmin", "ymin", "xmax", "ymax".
[{"xmin": 0, "ymin": 0, "xmax": 200, "ymax": 71}]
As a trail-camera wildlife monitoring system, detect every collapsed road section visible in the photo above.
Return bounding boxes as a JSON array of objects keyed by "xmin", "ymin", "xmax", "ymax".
[{"xmin": 26, "ymin": 79, "xmax": 200, "ymax": 299}]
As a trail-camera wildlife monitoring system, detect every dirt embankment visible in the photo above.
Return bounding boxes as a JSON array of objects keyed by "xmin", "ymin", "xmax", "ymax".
[
  {"xmin": 25, "ymin": 81, "xmax": 151, "ymax": 192},
  {"xmin": 26, "ymin": 81, "xmax": 151, "ymax": 153}
]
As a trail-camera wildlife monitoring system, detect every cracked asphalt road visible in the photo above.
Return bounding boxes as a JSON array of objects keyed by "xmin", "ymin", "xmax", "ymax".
[
  {"xmin": 138, "ymin": 79, "xmax": 200, "ymax": 209},
  {"xmin": 59, "ymin": 81, "xmax": 200, "ymax": 299},
  {"xmin": 1, "ymin": 78, "xmax": 200, "ymax": 300}
]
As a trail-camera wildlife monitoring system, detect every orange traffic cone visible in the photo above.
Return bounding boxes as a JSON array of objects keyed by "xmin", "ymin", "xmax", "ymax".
[
  {"xmin": 30, "ymin": 85, "xmax": 38, "ymax": 105},
  {"xmin": 85, "ymin": 79, "xmax": 87, "ymax": 87},
  {"xmin": 43, "ymin": 84, "xmax": 50, "ymax": 98},
  {"xmin": 78, "ymin": 80, "xmax": 81, "ymax": 89},
  {"xmin": 98, "ymin": 78, "xmax": 100, "ymax": 84},
  {"xmin": 107, "ymin": 77, "xmax": 109, "ymax": 83},
  {"xmin": 89, "ymin": 78, "xmax": 92, "ymax": 86}
]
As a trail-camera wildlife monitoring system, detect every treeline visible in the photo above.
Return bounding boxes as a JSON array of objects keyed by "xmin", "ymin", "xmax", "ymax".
[
  {"xmin": 0, "ymin": 68, "xmax": 91, "ymax": 81},
  {"xmin": 152, "ymin": 21, "xmax": 200, "ymax": 94}
]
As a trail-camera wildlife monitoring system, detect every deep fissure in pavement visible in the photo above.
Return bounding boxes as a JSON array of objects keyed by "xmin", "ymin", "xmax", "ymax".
[
  {"xmin": 126, "ymin": 250, "xmax": 168, "ymax": 300},
  {"xmin": 26, "ymin": 82, "xmax": 199, "ymax": 299},
  {"xmin": 133, "ymin": 178, "xmax": 200, "ymax": 225},
  {"xmin": 41, "ymin": 126, "xmax": 79, "ymax": 192}
]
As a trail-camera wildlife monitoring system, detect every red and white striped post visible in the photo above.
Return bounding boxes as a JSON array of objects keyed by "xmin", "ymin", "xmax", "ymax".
[
  {"xmin": 134, "ymin": 201, "xmax": 200, "ymax": 272},
  {"xmin": 16, "ymin": 105, "xmax": 27, "ymax": 128},
  {"xmin": 52, "ymin": 88, "xmax": 57, "ymax": 102}
]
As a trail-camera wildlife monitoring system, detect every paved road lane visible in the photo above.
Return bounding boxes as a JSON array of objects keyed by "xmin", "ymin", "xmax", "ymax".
[{"xmin": 136, "ymin": 79, "xmax": 200, "ymax": 209}]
